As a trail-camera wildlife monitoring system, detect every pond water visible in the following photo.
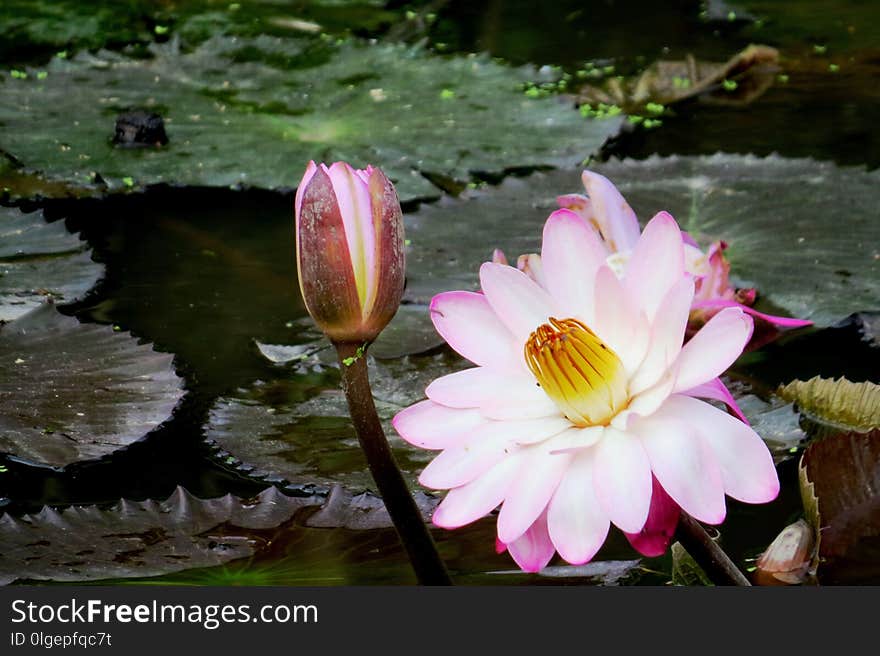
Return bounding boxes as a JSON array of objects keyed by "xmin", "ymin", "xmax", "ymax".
[{"xmin": 1, "ymin": 0, "xmax": 878, "ymax": 585}]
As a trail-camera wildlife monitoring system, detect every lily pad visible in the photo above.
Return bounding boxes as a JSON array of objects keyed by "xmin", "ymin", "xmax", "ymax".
[
  {"xmin": 0, "ymin": 207, "xmax": 103, "ymax": 322},
  {"xmin": 0, "ymin": 485, "xmax": 319, "ymax": 585},
  {"xmin": 0, "ymin": 303, "xmax": 184, "ymax": 468},
  {"xmin": 779, "ymin": 376, "xmax": 880, "ymax": 433},
  {"xmin": 0, "ymin": 37, "xmax": 620, "ymax": 201},
  {"xmin": 404, "ymin": 155, "xmax": 879, "ymax": 325},
  {"xmin": 205, "ymin": 352, "xmax": 466, "ymax": 490},
  {"xmin": 798, "ymin": 429, "xmax": 880, "ymax": 583}
]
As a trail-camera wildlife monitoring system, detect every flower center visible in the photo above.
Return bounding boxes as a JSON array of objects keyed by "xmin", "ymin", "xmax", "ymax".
[{"xmin": 524, "ymin": 317, "xmax": 628, "ymax": 427}]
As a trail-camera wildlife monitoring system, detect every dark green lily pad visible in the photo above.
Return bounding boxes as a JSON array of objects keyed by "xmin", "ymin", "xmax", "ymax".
[
  {"xmin": 205, "ymin": 352, "xmax": 466, "ymax": 490},
  {"xmin": 0, "ymin": 37, "xmax": 620, "ymax": 201},
  {"xmin": 798, "ymin": 429, "xmax": 880, "ymax": 584},
  {"xmin": 405, "ymin": 155, "xmax": 878, "ymax": 325},
  {"xmin": 0, "ymin": 207, "xmax": 103, "ymax": 322},
  {"xmin": 0, "ymin": 303, "xmax": 184, "ymax": 468},
  {"xmin": 0, "ymin": 486, "xmax": 319, "ymax": 585},
  {"xmin": 0, "ymin": 0, "xmax": 396, "ymax": 62}
]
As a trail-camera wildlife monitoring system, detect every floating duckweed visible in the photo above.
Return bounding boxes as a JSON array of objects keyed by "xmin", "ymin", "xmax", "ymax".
[
  {"xmin": 0, "ymin": 465, "xmax": 7, "ymax": 473},
  {"xmin": 813, "ymin": 44, "xmax": 827, "ymax": 55},
  {"xmin": 777, "ymin": 73, "xmax": 790, "ymax": 83},
  {"xmin": 36, "ymin": 71, "xmax": 48, "ymax": 80},
  {"xmin": 405, "ymin": 10, "xmax": 417, "ymax": 20},
  {"xmin": 154, "ymin": 25, "xmax": 170, "ymax": 36},
  {"xmin": 10, "ymin": 70, "xmax": 27, "ymax": 79},
  {"xmin": 404, "ymin": 239, "xmax": 412, "ymax": 247},
  {"xmin": 645, "ymin": 102, "xmax": 665, "ymax": 115},
  {"xmin": 601, "ymin": 65, "xmax": 615, "ymax": 75},
  {"xmin": 440, "ymin": 88, "xmax": 455, "ymax": 100},
  {"xmin": 728, "ymin": 11, "xmax": 737, "ymax": 21},
  {"xmin": 122, "ymin": 176, "xmax": 135, "ymax": 187},
  {"xmin": 828, "ymin": 63, "xmax": 840, "ymax": 73},
  {"xmin": 228, "ymin": 3, "xmax": 241, "ymax": 11},
  {"xmin": 628, "ymin": 115, "xmax": 644, "ymax": 124},
  {"xmin": 55, "ymin": 50, "xmax": 68, "ymax": 59},
  {"xmin": 722, "ymin": 79, "xmax": 738, "ymax": 91},
  {"xmin": 580, "ymin": 103, "xmax": 622, "ymax": 120},
  {"xmin": 643, "ymin": 118, "xmax": 662, "ymax": 129}
]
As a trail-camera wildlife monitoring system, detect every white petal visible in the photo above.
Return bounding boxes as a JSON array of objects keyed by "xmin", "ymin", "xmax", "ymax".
[
  {"xmin": 623, "ymin": 211, "xmax": 685, "ymax": 321},
  {"xmin": 479, "ymin": 262, "xmax": 555, "ymax": 344},
  {"xmin": 674, "ymin": 307, "xmax": 754, "ymax": 392},
  {"xmin": 547, "ymin": 449, "xmax": 610, "ymax": 564},
  {"xmin": 593, "ymin": 427, "xmax": 653, "ymax": 534}
]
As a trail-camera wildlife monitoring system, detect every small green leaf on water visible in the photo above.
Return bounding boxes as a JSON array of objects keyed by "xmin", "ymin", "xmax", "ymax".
[
  {"xmin": 10, "ymin": 70, "xmax": 27, "ymax": 79},
  {"xmin": 722, "ymin": 79, "xmax": 738, "ymax": 91},
  {"xmin": 342, "ymin": 343, "xmax": 367, "ymax": 367},
  {"xmin": 55, "ymin": 50, "xmax": 68, "ymax": 59},
  {"xmin": 728, "ymin": 11, "xmax": 737, "ymax": 21},
  {"xmin": 628, "ymin": 115, "xmax": 644, "ymax": 124},
  {"xmin": 154, "ymin": 25, "xmax": 169, "ymax": 36},
  {"xmin": 645, "ymin": 102, "xmax": 665, "ymax": 115},
  {"xmin": 828, "ymin": 64, "xmax": 840, "ymax": 73},
  {"xmin": 777, "ymin": 74, "xmax": 790, "ymax": 83},
  {"xmin": 122, "ymin": 176, "xmax": 134, "ymax": 187},
  {"xmin": 404, "ymin": 239, "xmax": 412, "ymax": 246},
  {"xmin": 228, "ymin": 3, "xmax": 241, "ymax": 10},
  {"xmin": 643, "ymin": 118, "xmax": 662, "ymax": 129},
  {"xmin": 440, "ymin": 89, "xmax": 455, "ymax": 100},
  {"xmin": 405, "ymin": 10, "xmax": 417, "ymax": 20},
  {"xmin": 813, "ymin": 44, "xmax": 827, "ymax": 55},
  {"xmin": 0, "ymin": 465, "xmax": 7, "ymax": 473},
  {"xmin": 36, "ymin": 71, "xmax": 48, "ymax": 80}
]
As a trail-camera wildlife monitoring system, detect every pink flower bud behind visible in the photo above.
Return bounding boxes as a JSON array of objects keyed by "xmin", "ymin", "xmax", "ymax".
[{"xmin": 295, "ymin": 161, "xmax": 405, "ymax": 343}]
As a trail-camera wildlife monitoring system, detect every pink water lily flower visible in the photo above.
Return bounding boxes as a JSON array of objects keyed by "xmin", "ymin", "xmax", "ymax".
[
  {"xmin": 556, "ymin": 170, "xmax": 812, "ymax": 337},
  {"xmin": 393, "ymin": 209, "xmax": 779, "ymax": 572}
]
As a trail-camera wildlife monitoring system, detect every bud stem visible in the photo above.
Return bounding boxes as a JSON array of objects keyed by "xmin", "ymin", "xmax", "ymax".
[
  {"xmin": 335, "ymin": 341, "xmax": 452, "ymax": 585},
  {"xmin": 675, "ymin": 512, "xmax": 751, "ymax": 586}
]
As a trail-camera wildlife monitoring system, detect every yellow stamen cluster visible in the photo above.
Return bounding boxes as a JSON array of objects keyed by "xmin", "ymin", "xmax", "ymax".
[{"xmin": 525, "ymin": 317, "xmax": 628, "ymax": 427}]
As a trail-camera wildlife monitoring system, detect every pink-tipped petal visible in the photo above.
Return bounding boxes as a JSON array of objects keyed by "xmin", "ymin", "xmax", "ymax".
[
  {"xmin": 418, "ymin": 416, "xmax": 570, "ymax": 489},
  {"xmin": 632, "ymin": 411, "xmax": 727, "ymax": 525},
  {"xmin": 506, "ymin": 511, "xmax": 556, "ymax": 573},
  {"xmin": 629, "ymin": 276, "xmax": 694, "ymax": 395},
  {"xmin": 624, "ymin": 476, "xmax": 680, "ymax": 557},
  {"xmin": 547, "ymin": 449, "xmax": 610, "ymax": 564},
  {"xmin": 426, "ymin": 367, "xmax": 542, "ymax": 409},
  {"xmin": 479, "ymin": 262, "xmax": 555, "ymax": 344},
  {"xmin": 592, "ymin": 265, "xmax": 650, "ymax": 376},
  {"xmin": 682, "ymin": 377, "xmax": 749, "ymax": 424},
  {"xmin": 496, "ymin": 441, "xmax": 572, "ymax": 544},
  {"xmin": 325, "ymin": 162, "xmax": 376, "ymax": 309},
  {"xmin": 674, "ymin": 307, "xmax": 753, "ymax": 392},
  {"xmin": 516, "ymin": 254, "xmax": 547, "ymax": 289},
  {"xmin": 623, "ymin": 211, "xmax": 685, "ymax": 321},
  {"xmin": 691, "ymin": 299, "xmax": 813, "ymax": 330},
  {"xmin": 430, "ymin": 291, "xmax": 520, "ymax": 371},
  {"xmin": 492, "ymin": 248, "xmax": 508, "ymax": 265},
  {"xmin": 432, "ymin": 452, "xmax": 526, "ymax": 529},
  {"xmin": 593, "ymin": 427, "xmax": 653, "ymax": 534},
  {"xmin": 541, "ymin": 208, "xmax": 609, "ymax": 322},
  {"xmin": 392, "ymin": 401, "xmax": 485, "ymax": 449},
  {"xmin": 664, "ymin": 395, "xmax": 780, "ymax": 504},
  {"xmin": 581, "ymin": 170, "xmax": 641, "ymax": 252}
]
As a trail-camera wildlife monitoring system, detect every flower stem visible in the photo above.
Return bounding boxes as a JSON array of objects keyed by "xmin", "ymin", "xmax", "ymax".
[
  {"xmin": 675, "ymin": 512, "xmax": 751, "ymax": 586},
  {"xmin": 335, "ymin": 341, "xmax": 452, "ymax": 585}
]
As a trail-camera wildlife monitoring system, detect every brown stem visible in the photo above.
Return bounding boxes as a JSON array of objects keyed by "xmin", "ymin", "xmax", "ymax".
[
  {"xmin": 675, "ymin": 512, "xmax": 751, "ymax": 586},
  {"xmin": 335, "ymin": 341, "xmax": 452, "ymax": 585}
]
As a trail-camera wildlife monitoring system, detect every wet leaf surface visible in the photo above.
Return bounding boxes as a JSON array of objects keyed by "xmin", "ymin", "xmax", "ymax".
[
  {"xmin": 404, "ymin": 155, "xmax": 879, "ymax": 325},
  {"xmin": 0, "ymin": 207, "xmax": 103, "ymax": 322},
  {"xmin": 204, "ymin": 352, "xmax": 466, "ymax": 490},
  {"xmin": 0, "ymin": 485, "xmax": 318, "ymax": 585},
  {"xmin": 0, "ymin": 36, "xmax": 619, "ymax": 202},
  {"xmin": 798, "ymin": 429, "xmax": 880, "ymax": 583},
  {"xmin": 0, "ymin": 303, "xmax": 184, "ymax": 468}
]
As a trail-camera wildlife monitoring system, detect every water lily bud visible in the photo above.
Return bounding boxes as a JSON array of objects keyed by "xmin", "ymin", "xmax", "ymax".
[{"xmin": 295, "ymin": 161, "xmax": 405, "ymax": 343}]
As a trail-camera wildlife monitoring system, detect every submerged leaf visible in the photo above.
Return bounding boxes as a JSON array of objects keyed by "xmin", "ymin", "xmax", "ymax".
[
  {"xmin": 0, "ymin": 207, "xmax": 103, "ymax": 322},
  {"xmin": 671, "ymin": 541, "xmax": 713, "ymax": 586},
  {"xmin": 405, "ymin": 155, "xmax": 878, "ymax": 325},
  {"xmin": 0, "ymin": 303, "xmax": 184, "ymax": 468},
  {"xmin": 798, "ymin": 429, "xmax": 880, "ymax": 583},
  {"xmin": 0, "ymin": 37, "xmax": 618, "ymax": 202},
  {"xmin": 780, "ymin": 376, "xmax": 880, "ymax": 432},
  {"xmin": 0, "ymin": 486, "xmax": 319, "ymax": 585}
]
